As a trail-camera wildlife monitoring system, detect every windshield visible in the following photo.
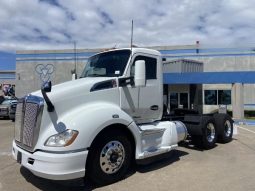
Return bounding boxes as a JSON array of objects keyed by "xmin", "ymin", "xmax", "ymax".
[{"xmin": 81, "ymin": 50, "xmax": 131, "ymax": 78}]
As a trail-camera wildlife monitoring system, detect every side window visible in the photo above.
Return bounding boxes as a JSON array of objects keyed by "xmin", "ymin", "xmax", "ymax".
[
  {"xmin": 204, "ymin": 90, "xmax": 217, "ymax": 105},
  {"xmin": 131, "ymin": 56, "xmax": 157, "ymax": 80},
  {"xmin": 218, "ymin": 90, "xmax": 231, "ymax": 105},
  {"xmin": 204, "ymin": 90, "xmax": 231, "ymax": 105}
]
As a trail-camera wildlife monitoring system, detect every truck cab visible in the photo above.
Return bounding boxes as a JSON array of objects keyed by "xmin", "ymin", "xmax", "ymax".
[{"xmin": 12, "ymin": 48, "xmax": 233, "ymax": 185}]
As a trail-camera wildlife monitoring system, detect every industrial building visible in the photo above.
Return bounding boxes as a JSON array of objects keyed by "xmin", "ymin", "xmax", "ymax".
[{"xmin": 15, "ymin": 44, "xmax": 255, "ymax": 119}]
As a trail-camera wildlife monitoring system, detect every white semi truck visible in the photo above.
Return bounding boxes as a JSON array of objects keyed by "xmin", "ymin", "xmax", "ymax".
[{"xmin": 12, "ymin": 48, "xmax": 233, "ymax": 185}]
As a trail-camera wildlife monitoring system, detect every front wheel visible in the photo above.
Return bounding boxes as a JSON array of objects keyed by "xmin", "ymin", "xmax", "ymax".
[{"xmin": 86, "ymin": 130, "xmax": 133, "ymax": 185}]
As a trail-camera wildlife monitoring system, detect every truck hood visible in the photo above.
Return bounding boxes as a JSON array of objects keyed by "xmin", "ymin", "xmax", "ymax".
[
  {"xmin": 32, "ymin": 77, "xmax": 120, "ymax": 113},
  {"xmin": 32, "ymin": 77, "xmax": 115, "ymax": 101},
  {"xmin": 32, "ymin": 77, "xmax": 120, "ymax": 132}
]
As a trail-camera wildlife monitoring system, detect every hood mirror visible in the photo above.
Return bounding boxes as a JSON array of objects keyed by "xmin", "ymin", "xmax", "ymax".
[
  {"xmin": 42, "ymin": 81, "xmax": 52, "ymax": 93},
  {"xmin": 41, "ymin": 81, "xmax": 54, "ymax": 112}
]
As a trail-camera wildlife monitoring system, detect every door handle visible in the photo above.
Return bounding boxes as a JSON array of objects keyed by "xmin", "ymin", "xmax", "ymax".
[{"xmin": 150, "ymin": 105, "xmax": 159, "ymax": 110}]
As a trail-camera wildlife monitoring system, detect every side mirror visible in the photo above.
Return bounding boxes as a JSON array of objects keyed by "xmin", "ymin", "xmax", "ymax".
[
  {"xmin": 134, "ymin": 60, "xmax": 146, "ymax": 87},
  {"xmin": 41, "ymin": 81, "xmax": 52, "ymax": 93},
  {"xmin": 41, "ymin": 81, "xmax": 54, "ymax": 112}
]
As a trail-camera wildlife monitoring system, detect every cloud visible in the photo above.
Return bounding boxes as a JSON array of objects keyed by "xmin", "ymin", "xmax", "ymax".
[{"xmin": 0, "ymin": 0, "xmax": 255, "ymax": 51}]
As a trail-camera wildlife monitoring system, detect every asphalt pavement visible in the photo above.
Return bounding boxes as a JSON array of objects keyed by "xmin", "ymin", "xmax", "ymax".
[{"xmin": 0, "ymin": 120, "xmax": 255, "ymax": 191}]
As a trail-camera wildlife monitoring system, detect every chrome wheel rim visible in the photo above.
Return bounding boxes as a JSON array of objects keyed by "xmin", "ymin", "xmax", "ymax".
[
  {"xmin": 206, "ymin": 123, "xmax": 216, "ymax": 143},
  {"xmin": 100, "ymin": 141, "xmax": 125, "ymax": 174},
  {"xmin": 224, "ymin": 120, "xmax": 232, "ymax": 137}
]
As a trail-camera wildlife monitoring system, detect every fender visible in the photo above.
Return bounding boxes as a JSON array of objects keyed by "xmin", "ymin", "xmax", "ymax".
[{"xmin": 35, "ymin": 102, "xmax": 141, "ymax": 153}]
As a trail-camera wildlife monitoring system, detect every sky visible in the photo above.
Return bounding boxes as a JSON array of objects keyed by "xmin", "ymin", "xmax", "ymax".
[{"xmin": 1, "ymin": 0, "xmax": 255, "ymax": 69}]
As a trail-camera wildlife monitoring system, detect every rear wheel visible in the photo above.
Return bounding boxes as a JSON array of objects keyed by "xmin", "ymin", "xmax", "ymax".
[
  {"xmin": 214, "ymin": 114, "xmax": 233, "ymax": 143},
  {"xmin": 201, "ymin": 118, "xmax": 217, "ymax": 149},
  {"xmin": 191, "ymin": 118, "xmax": 217, "ymax": 149},
  {"xmin": 86, "ymin": 130, "xmax": 133, "ymax": 185}
]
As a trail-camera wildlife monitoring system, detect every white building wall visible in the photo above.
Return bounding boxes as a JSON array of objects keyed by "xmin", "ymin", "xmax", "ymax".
[
  {"xmin": 15, "ymin": 60, "xmax": 86, "ymax": 97},
  {"xmin": 168, "ymin": 55, "xmax": 255, "ymax": 113}
]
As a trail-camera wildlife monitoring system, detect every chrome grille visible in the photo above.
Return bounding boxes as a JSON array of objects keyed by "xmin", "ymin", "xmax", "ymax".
[
  {"xmin": 14, "ymin": 95, "xmax": 44, "ymax": 151},
  {"xmin": 23, "ymin": 103, "xmax": 39, "ymax": 147},
  {"xmin": 14, "ymin": 102, "xmax": 23, "ymax": 142}
]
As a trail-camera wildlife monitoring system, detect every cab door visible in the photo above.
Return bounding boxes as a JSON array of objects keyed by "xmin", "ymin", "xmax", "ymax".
[
  {"xmin": 134, "ymin": 54, "xmax": 162, "ymax": 123},
  {"xmin": 120, "ymin": 53, "xmax": 162, "ymax": 124}
]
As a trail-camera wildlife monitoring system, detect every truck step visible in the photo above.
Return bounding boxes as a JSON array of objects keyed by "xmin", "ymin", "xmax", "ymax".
[{"xmin": 137, "ymin": 145, "xmax": 178, "ymax": 159}]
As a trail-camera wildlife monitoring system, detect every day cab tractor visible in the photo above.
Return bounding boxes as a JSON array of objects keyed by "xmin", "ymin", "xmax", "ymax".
[{"xmin": 12, "ymin": 48, "xmax": 233, "ymax": 185}]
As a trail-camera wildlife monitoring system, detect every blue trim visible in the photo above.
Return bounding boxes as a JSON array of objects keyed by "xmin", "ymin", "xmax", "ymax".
[
  {"xmin": 159, "ymin": 49, "xmax": 197, "ymax": 54},
  {"xmin": 0, "ymin": 77, "xmax": 15, "ymax": 79},
  {"xmin": 0, "ymin": 74, "xmax": 15, "ymax": 78},
  {"xmin": 0, "ymin": 52, "xmax": 15, "ymax": 70},
  {"xmin": 16, "ymin": 58, "xmax": 88, "ymax": 62},
  {"xmin": 163, "ymin": 71, "xmax": 255, "ymax": 84},
  {"xmin": 234, "ymin": 120, "xmax": 255, "ymax": 126},
  {"xmin": 244, "ymin": 104, "xmax": 255, "ymax": 106},
  {"xmin": 199, "ymin": 48, "xmax": 254, "ymax": 53},
  {"xmin": 160, "ymin": 47, "xmax": 255, "ymax": 55},
  {"xmin": 164, "ymin": 53, "xmax": 255, "ymax": 58},
  {"xmin": 243, "ymin": 121, "xmax": 255, "ymax": 125},
  {"xmin": 16, "ymin": 52, "xmax": 96, "ymax": 58}
]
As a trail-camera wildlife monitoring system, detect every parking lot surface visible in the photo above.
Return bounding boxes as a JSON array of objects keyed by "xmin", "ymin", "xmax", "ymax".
[{"xmin": 0, "ymin": 120, "xmax": 255, "ymax": 191}]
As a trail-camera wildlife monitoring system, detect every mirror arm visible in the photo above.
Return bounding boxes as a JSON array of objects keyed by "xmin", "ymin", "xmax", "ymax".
[
  {"xmin": 41, "ymin": 89, "xmax": 54, "ymax": 112},
  {"xmin": 118, "ymin": 77, "xmax": 134, "ymax": 87}
]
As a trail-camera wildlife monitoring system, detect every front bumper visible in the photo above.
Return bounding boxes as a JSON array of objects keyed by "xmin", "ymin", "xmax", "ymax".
[{"xmin": 12, "ymin": 141, "xmax": 88, "ymax": 180}]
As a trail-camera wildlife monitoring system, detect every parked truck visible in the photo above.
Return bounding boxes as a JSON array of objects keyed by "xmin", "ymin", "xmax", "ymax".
[{"xmin": 12, "ymin": 48, "xmax": 233, "ymax": 185}]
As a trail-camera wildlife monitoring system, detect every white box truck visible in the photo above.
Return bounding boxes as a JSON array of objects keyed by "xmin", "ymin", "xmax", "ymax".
[{"xmin": 12, "ymin": 48, "xmax": 233, "ymax": 185}]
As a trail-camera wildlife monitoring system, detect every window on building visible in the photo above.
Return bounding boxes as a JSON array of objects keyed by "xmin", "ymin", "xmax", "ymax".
[
  {"xmin": 204, "ymin": 90, "xmax": 217, "ymax": 105},
  {"xmin": 131, "ymin": 55, "xmax": 157, "ymax": 80},
  {"xmin": 218, "ymin": 90, "xmax": 231, "ymax": 105},
  {"xmin": 204, "ymin": 89, "xmax": 231, "ymax": 105},
  {"xmin": 170, "ymin": 93, "xmax": 178, "ymax": 110}
]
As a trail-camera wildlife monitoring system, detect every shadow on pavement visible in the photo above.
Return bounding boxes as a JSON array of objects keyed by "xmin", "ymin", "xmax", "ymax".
[
  {"xmin": 20, "ymin": 167, "xmax": 94, "ymax": 191},
  {"xmin": 179, "ymin": 139, "xmax": 205, "ymax": 151},
  {"xmin": 178, "ymin": 137, "xmax": 219, "ymax": 151},
  {"xmin": 136, "ymin": 150, "xmax": 188, "ymax": 173}
]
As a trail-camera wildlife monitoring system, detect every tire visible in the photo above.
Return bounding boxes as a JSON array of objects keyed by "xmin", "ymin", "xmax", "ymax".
[
  {"xmin": 86, "ymin": 130, "xmax": 133, "ymax": 185},
  {"xmin": 191, "ymin": 135, "xmax": 202, "ymax": 146},
  {"xmin": 214, "ymin": 114, "xmax": 233, "ymax": 143},
  {"xmin": 201, "ymin": 118, "xmax": 217, "ymax": 149}
]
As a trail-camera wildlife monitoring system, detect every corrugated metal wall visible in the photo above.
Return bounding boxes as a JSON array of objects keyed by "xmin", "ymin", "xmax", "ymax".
[{"xmin": 163, "ymin": 59, "xmax": 203, "ymax": 73}]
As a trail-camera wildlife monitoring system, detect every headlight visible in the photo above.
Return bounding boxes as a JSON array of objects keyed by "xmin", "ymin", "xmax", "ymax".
[{"xmin": 45, "ymin": 129, "xmax": 79, "ymax": 147}]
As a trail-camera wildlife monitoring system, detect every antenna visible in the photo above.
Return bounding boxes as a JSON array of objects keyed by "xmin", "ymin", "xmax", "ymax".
[
  {"xmin": 72, "ymin": 41, "xmax": 77, "ymax": 80},
  {"xmin": 131, "ymin": 20, "xmax": 133, "ymax": 50},
  {"xmin": 74, "ymin": 41, "xmax": 77, "ymax": 73}
]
